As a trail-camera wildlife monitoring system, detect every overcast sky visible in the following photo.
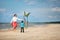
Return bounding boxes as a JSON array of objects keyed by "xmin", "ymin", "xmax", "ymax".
[{"xmin": 0, "ymin": 0, "xmax": 60, "ymax": 23}]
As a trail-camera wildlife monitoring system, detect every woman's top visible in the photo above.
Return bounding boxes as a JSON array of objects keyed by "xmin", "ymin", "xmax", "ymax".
[{"xmin": 11, "ymin": 16, "xmax": 23, "ymax": 23}]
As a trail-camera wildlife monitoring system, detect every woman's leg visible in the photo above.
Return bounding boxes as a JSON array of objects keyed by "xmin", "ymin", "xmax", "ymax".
[{"xmin": 12, "ymin": 22, "xmax": 17, "ymax": 31}]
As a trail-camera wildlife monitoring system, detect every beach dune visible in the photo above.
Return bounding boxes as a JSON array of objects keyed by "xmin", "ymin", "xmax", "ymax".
[{"xmin": 0, "ymin": 24, "xmax": 60, "ymax": 40}]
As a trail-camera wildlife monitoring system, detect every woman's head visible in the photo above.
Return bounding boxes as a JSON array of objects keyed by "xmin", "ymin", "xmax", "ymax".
[{"xmin": 14, "ymin": 14, "xmax": 17, "ymax": 17}]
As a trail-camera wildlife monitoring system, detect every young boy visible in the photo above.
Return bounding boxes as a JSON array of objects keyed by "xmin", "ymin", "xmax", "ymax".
[{"xmin": 20, "ymin": 20, "xmax": 25, "ymax": 33}]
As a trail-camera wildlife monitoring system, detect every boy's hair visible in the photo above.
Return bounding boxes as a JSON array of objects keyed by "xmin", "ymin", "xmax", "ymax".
[{"xmin": 21, "ymin": 21, "xmax": 24, "ymax": 23}]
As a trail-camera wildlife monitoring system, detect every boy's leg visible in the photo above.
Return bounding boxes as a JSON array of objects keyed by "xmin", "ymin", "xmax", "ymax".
[
  {"xmin": 23, "ymin": 27, "xmax": 24, "ymax": 32},
  {"xmin": 21, "ymin": 27, "xmax": 23, "ymax": 32}
]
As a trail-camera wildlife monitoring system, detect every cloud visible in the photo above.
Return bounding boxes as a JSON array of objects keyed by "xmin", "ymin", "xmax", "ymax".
[
  {"xmin": 51, "ymin": 7, "xmax": 60, "ymax": 12},
  {"xmin": 24, "ymin": 7, "xmax": 60, "ymax": 18},
  {"xmin": 32, "ymin": 7, "xmax": 60, "ymax": 13},
  {"xmin": 27, "ymin": 7, "xmax": 60, "ymax": 12},
  {"xmin": 48, "ymin": 16, "xmax": 54, "ymax": 18},
  {"xmin": 24, "ymin": 0, "xmax": 37, "ymax": 5},
  {"xmin": 48, "ymin": 15, "xmax": 58, "ymax": 18},
  {"xmin": 23, "ymin": 7, "xmax": 60, "ymax": 18},
  {"xmin": 35, "ymin": 7, "xmax": 60, "ymax": 12},
  {"xmin": 47, "ymin": 0, "xmax": 60, "ymax": 3},
  {"xmin": 0, "ymin": 8, "xmax": 6, "ymax": 12},
  {"xmin": 49, "ymin": 0, "xmax": 58, "ymax": 2}
]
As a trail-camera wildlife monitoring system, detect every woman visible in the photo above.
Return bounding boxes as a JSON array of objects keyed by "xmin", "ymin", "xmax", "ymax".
[{"xmin": 11, "ymin": 14, "xmax": 23, "ymax": 30}]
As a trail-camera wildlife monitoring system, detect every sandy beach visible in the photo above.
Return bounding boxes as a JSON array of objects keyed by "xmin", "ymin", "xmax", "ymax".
[{"xmin": 0, "ymin": 24, "xmax": 60, "ymax": 40}]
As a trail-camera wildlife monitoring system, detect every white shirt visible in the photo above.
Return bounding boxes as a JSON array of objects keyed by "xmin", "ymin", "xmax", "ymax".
[{"xmin": 11, "ymin": 17, "xmax": 23, "ymax": 23}]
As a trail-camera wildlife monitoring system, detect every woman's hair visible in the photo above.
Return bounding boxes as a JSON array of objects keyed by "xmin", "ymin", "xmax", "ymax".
[{"xmin": 14, "ymin": 14, "xmax": 17, "ymax": 17}]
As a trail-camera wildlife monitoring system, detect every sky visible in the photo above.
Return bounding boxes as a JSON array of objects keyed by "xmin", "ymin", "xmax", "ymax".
[{"xmin": 0, "ymin": 0, "xmax": 60, "ymax": 23}]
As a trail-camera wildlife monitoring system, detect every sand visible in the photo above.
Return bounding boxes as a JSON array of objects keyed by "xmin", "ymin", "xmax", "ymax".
[{"xmin": 0, "ymin": 24, "xmax": 60, "ymax": 40}]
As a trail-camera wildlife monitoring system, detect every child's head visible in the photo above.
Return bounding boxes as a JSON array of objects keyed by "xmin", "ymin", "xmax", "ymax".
[
  {"xmin": 21, "ymin": 21, "xmax": 24, "ymax": 23},
  {"xmin": 14, "ymin": 14, "xmax": 17, "ymax": 17}
]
